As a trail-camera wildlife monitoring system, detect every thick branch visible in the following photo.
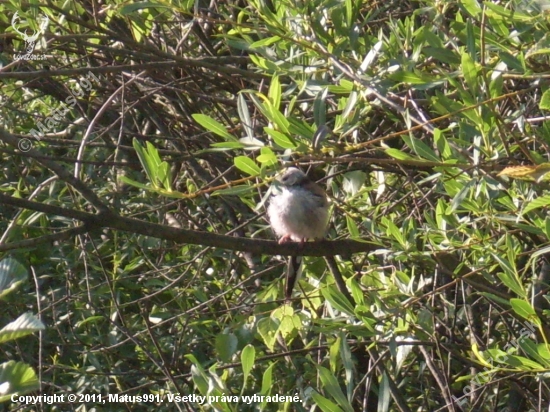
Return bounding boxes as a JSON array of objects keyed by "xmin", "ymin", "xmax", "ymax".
[
  {"xmin": 0, "ymin": 59, "xmax": 263, "ymax": 80},
  {"xmin": 0, "ymin": 193, "xmax": 377, "ymax": 257}
]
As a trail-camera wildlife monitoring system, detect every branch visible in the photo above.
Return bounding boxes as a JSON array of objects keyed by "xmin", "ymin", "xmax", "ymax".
[
  {"xmin": 0, "ymin": 59, "xmax": 263, "ymax": 80},
  {"xmin": 0, "ymin": 194, "xmax": 377, "ymax": 257},
  {"xmin": 0, "ymin": 226, "xmax": 88, "ymax": 252}
]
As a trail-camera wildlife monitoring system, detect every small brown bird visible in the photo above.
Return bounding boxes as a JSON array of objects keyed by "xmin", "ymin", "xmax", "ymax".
[{"xmin": 267, "ymin": 168, "xmax": 329, "ymax": 298}]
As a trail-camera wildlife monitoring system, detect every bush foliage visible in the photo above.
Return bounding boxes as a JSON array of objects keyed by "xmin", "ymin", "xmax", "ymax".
[{"xmin": 1, "ymin": 0, "xmax": 550, "ymax": 410}]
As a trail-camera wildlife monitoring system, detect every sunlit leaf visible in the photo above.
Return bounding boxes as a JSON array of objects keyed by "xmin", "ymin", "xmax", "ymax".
[
  {"xmin": 241, "ymin": 344, "xmax": 255, "ymax": 389},
  {"xmin": 234, "ymin": 156, "xmax": 260, "ymax": 176},
  {"xmin": 265, "ymin": 128, "xmax": 297, "ymax": 149},
  {"xmin": 0, "ymin": 361, "xmax": 39, "ymax": 402},
  {"xmin": 385, "ymin": 148, "xmax": 415, "ymax": 160},
  {"xmin": 192, "ymin": 114, "xmax": 237, "ymax": 141},
  {"xmin": 541, "ymin": 88, "xmax": 550, "ymax": 110},
  {"xmin": 510, "ymin": 299, "xmax": 541, "ymax": 327},
  {"xmin": 0, "ymin": 313, "xmax": 44, "ymax": 344},
  {"xmin": 0, "ymin": 258, "xmax": 27, "ymax": 300}
]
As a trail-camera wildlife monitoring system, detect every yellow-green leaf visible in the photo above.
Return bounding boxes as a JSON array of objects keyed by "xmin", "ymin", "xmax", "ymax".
[
  {"xmin": 234, "ymin": 156, "xmax": 260, "ymax": 176},
  {"xmin": 192, "ymin": 114, "xmax": 236, "ymax": 141}
]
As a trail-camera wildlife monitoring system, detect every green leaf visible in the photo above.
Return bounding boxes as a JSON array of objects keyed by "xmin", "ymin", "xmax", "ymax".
[
  {"xmin": 448, "ymin": 179, "xmax": 475, "ymax": 213},
  {"xmin": 434, "ymin": 128, "xmax": 452, "ymax": 159},
  {"xmin": 133, "ymin": 139, "xmax": 156, "ymax": 185},
  {"xmin": 385, "ymin": 148, "xmax": 415, "ymax": 160},
  {"xmin": 265, "ymin": 104, "xmax": 290, "ymax": 133},
  {"xmin": 527, "ymin": 33, "xmax": 550, "ymax": 59},
  {"xmin": 346, "ymin": 216, "xmax": 360, "ymax": 238},
  {"xmin": 119, "ymin": 2, "xmax": 173, "ymax": 14},
  {"xmin": 402, "ymin": 135, "xmax": 440, "ymax": 162},
  {"xmin": 510, "ymin": 299, "xmax": 541, "ymax": 326},
  {"xmin": 257, "ymin": 317, "xmax": 279, "ymax": 351},
  {"xmin": 328, "ymin": 80, "xmax": 354, "ymax": 94},
  {"xmin": 478, "ymin": 292, "xmax": 513, "ymax": 307},
  {"xmin": 256, "ymin": 147, "xmax": 278, "ymax": 166},
  {"xmin": 185, "ymin": 355, "xmax": 209, "ymax": 395},
  {"xmin": 384, "ymin": 218, "xmax": 406, "ymax": 247},
  {"xmin": 317, "ymin": 366, "xmax": 354, "ymax": 412},
  {"xmin": 248, "ymin": 93, "xmax": 290, "ymax": 133},
  {"xmin": 0, "ymin": 313, "xmax": 45, "ymax": 344},
  {"xmin": 237, "ymin": 93, "xmax": 254, "ymax": 139},
  {"xmin": 249, "ymin": 36, "xmax": 281, "ymax": 48},
  {"xmin": 539, "ymin": 89, "xmax": 550, "ymax": 110},
  {"xmin": 239, "ymin": 135, "xmax": 264, "ymax": 149},
  {"xmin": 249, "ymin": 54, "xmax": 279, "ymax": 71},
  {"xmin": 75, "ymin": 316, "xmax": 105, "ymax": 328},
  {"xmin": 212, "ymin": 185, "xmax": 255, "ymax": 196},
  {"xmin": 517, "ymin": 338, "xmax": 550, "ymax": 368},
  {"xmin": 329, "ymin": 336, "xmax": 340, "ymax": 373},
  {"xmin": 260, "ymin": 362, "xmax": 275, "ymax": 396},
  {"xmin": 484, "ymin": 2, "xmax": 533, "ymax": 22},
  {"xmin": 345, "ymin": 0, "xmax": 353, "ymax": 28},
  {"xmin": 265, "ymin": 128, "xmax": 297, "ymax": 149},
  {"xmin": 388, "ymin": 71, "xmax": 436, "ymax": 85},
  {"xmin": 287, "ymin": 117, "xmax": 314, "ymax": 139},
  {"xmin": 322, "ymin": 286, "xmax": 355, "ymax": 317},
  {"xmin": 120, "ymin": 176, "xmax": 185, "ymax": 198},
  {"xmin": 461, "ymin": 49, "xmax": 478, "ymax": 91},
  {"xmin": 492, "ymin": 253, "xmax": 526, "ymax": 298},
  {"xmin": 460, "ymin": 0, "xmax": 482, "ymax": 17},
  {"xmin": 340, "ymin": 332, "xmax": 354, "ymax": 401},
  {"xmin": 423, "ymin": 47, "xmax": 461, "ymax": 65},
  {"xmin": 378, "ymin": 372, "xmax": 391, "ymax": 412},
  {"xmin": 192, "ymin": 114, "xmax": 236, "ymax": 141},
  {"xmin": 215, "ymin": 333, "xmax": 238, "ymax": 363},
  {"xmin": 342, "ymin": 171, "xmax": 365, "ymax": 195},
  {"xmin": 132, "ymin": 139, "xmax": 172, "ymax": 189},
  {"xmin": 268, "ymin": 75, "xmax": 281, "ymax": 109},
  {"xmin": 341, "ymin": 91, "xmax": 357, "ymax": 121},
  {"xmin": 157, "ymin": 161, "xmax": 170, "ymax": 190},
  {"xmin": 311, "ymin": 392, "xmax": 344, "ymax": 412},
  {"xmin": 119, "ymin": 176, "xmax": 152, "ymax": 191},
  {"xmin": 241, "ymin": 344, "xmax": 255, "ymax": 389},
  {"xmin": 0, "ymin": 258, "xmax": 27, "ymax": 300},
  {"xmin": 234, "ymin": 156, "xmax": 260, "ymax": 176},
  {"xmin": 500, "ymin": 354, "xmax": 544, "ymax": 370},
  {"xmin": 348, "ymin": 278, "xmax": 365, "ymax": 306},
  {"xmin": 314, "ymin": 89, "xmax": 328, "ymax": 126},
  {"xmin": 0, "ymin": 361, "xmax": 39, "ymax": 402}
]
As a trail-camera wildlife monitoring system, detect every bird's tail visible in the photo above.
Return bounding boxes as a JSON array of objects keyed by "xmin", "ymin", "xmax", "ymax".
[{"xmin": 285, "ymin": 255, "xmax": 303, "ymax": 299}]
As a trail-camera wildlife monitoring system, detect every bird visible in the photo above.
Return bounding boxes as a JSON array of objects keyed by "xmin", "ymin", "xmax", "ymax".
[{"xmin": 267, "ymin": 167, "xmax": 330, "ymax": 299}]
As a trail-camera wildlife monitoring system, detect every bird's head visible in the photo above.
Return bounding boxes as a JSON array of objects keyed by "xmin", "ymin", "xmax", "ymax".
[{"xmin": 277, "ymin": 167, "xmax": 309, "ymax": 187}]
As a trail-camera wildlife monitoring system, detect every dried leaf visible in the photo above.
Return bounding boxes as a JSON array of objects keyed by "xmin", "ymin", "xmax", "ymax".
[{"xmin": 498, "ymin": 163, "xmax": 550, "ymax": 182}]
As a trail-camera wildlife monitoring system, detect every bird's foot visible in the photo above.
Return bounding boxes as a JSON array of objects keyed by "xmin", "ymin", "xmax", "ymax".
[
  {"xmin": 279, "ymin": 236, "xmax": 309, "ymax": 246},
  {"xmin": 278, "ymin": 235, "xmax": 292, "ymax": 244}
]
